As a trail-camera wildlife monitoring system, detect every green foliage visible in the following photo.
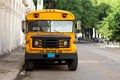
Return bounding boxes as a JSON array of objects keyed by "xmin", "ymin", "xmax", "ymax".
[
  {"xmin": 96, "ymin": 3, "xmax": 111, "ymax": 21},
  {"xmin": 91, "ymin": 0, "xmax": 120, "ymax": 42},
  {"xmin": 80, "ymin": 0, "xmax": 98, "ymax": 29},
  {"xmin": 55, "ymin": 0, "xmax": 83, "ymax": 21},
  {"xmin": 109, "ymin": 7, "xmax": 120, "ymax": 42}
]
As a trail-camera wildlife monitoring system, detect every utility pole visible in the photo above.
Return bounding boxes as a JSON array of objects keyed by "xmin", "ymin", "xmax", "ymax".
[{"xmin": 37, "ymin": 0, "xmax": 43, "ymax": 10}]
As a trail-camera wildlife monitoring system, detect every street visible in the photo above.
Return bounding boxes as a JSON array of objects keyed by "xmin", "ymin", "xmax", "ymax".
[{"xmin": 16, "ymin": 43, "xmax": 120, "ymax": 80}]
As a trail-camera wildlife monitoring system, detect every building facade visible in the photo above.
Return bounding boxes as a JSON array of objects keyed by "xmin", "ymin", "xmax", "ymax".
[
  {"xmin": 37, "ymin": 0, "xmax": 43, "ymax": 10},
  {"xmin": 0, "ymin": 0, "xmax": 35, "ymax": 54}
]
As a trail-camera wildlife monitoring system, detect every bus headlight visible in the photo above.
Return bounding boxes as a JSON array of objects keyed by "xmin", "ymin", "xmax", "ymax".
[
  {"xmin": 64, "ymin": 41, "xmax": 68, "ymax": 46},
  {"xmin": 34, "ymin": 41, "xmax": 39, "ymax": 46}
]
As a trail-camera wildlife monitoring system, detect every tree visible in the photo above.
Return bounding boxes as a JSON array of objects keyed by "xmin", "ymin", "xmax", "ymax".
[
  {"xmin": 109, "ymin": 7, "xmax": 120, "ymax": 42},
  {"xmin": 44, "ymin": 0, "xmax": 57, "ymax": 9},
  {"xmin": 33, "ymin": 0, "xmax": 37, "ymax": 9},
  {"xmin": 96, "ymin": 0, "xmax": 120, "ymax": 42},
  {"xmin": 96, "ymin": 3, "xmax": 111, "ymax": 21},
  {"xmin": 55, "ymin": 0, "xmax": 83, "ymax": 21}
]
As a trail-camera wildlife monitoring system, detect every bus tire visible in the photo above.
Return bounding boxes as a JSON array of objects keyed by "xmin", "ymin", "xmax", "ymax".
[
  {"xmin": 25, "ymin": 60, "xmax": 34, "ymax": 71},
  {"xmin": 67, "ymin": 54, "xmax": 78, "ymax": 71}
]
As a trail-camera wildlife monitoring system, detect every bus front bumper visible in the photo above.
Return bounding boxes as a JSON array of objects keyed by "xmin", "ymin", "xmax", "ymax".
[{"xmin": 25, "ymin": 53, "xmax": 77, "ymax": 60}]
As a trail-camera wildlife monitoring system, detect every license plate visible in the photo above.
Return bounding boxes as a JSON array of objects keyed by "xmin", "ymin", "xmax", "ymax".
[{"xmin": 47, "ymin": 53, "xmax": 55, "ymax": 58}]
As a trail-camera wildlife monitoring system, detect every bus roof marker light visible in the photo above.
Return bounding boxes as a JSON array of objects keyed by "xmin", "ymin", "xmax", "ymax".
[
  {"xmin": 62, "ymin": 13, "xmax": 67, "ymax": 18},
  {"xmin": 34, "ymin": 13, "xmax": 39, "ymax": 18}
]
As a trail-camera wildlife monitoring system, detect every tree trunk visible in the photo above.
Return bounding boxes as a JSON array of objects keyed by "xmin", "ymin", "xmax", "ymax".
[
  {"xmin": 119, "ymin": 42, "xmax": 120, "ymax": 48},
  {"xmin": 47, "ymin": 0, "xmax": 55, "ymax": 9}
]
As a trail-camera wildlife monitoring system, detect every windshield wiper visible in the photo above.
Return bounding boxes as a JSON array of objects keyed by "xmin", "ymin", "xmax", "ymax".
[{"xmin": 51, "ymin": 29, "xmax": 60, "ymax": 32}]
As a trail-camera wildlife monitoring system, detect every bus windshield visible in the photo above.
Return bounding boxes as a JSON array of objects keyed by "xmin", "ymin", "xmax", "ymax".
[{"xmin": 27, "ymin": 21, "xmax": 73, "ymax": 32}]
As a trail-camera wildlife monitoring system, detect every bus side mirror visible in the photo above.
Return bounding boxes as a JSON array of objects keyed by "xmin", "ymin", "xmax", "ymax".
[
  {"xmin": 22, "ymin": 29, "xmax": 25, "ymax": 33},
  {"xmin": 22, "ymin": 20, "xmax": 26, "ymax": 33},
  {"xmin": 75, "ymin": 29, "xmax": 80, "ymax": 33}
]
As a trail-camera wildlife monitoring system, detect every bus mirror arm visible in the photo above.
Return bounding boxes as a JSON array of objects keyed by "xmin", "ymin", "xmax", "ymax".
[
  {"xmin": 22, "ymin": 20, "xmax": 26, "ymax": 34},
  {"xmin": 22, "ymin": 29, "xmax": 25, "ymax": 33}
]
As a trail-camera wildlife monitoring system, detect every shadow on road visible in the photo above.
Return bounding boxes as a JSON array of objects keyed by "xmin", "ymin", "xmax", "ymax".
[{"xmin": 33, "ymin": 64, "xmax": 69, "ymax": 71}]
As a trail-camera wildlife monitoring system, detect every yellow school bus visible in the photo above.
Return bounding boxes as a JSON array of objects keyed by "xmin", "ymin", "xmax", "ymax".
[{"xmin": 24, "ymin": 9, "xmax": 78, "ymax": 71}]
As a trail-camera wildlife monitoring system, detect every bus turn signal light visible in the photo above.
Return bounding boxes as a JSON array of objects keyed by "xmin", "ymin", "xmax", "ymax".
[
  {"xmin": 62, "ymin": 13, "xmax": 67, "ymax": 18},
  {"xmin": 34, "ymin": 13, "xmax": 39, "ymax": 18}
]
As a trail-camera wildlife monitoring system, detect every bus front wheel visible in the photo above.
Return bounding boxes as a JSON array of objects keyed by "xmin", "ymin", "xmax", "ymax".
[
  {"xmin": 67, "ymin": 54, "xmax": 78, "ymax": 71},
  {"xmin": 25, "ymin": 60, "xmax": 34, "ymax": 71}
]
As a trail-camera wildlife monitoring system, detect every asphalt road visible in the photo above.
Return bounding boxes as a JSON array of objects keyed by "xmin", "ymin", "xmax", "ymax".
[{"xmin": 16, "ymin": 43, "xmax": 120, "ymax": 80}]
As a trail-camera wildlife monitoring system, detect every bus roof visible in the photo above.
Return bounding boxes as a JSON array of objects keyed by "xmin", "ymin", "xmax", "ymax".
[{"xmin": 26, "ymin": 9, "xmax": 75, "ymax": 21}]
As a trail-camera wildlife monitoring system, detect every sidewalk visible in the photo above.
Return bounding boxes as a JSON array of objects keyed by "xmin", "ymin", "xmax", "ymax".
[
  {"xmin": 93, "ymin": 43, "xmax": 120, "ymax": 48},
  {"xmin": 0, "ymin": 46, "xmax": 24, "ymax": 80}
]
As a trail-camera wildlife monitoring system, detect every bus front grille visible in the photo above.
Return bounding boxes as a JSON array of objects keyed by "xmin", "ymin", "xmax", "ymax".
[
  {"xmin": 42, "ymin": 39, "xmax": 59, "ymax": 48},
  {"xmin": 32, "ymin": 36, "xmax": 71, "ymax": 48}
]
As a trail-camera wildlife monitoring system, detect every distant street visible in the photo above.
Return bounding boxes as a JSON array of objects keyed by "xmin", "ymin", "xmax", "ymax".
[{"xmin": 16, "ymin": 43, "xmax": 120, "ymax": 80}]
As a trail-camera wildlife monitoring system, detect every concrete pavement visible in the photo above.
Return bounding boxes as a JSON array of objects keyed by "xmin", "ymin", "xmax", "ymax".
[{"xmin": 0, "ymin": 46, "xmax": 24, "ymax": 80}]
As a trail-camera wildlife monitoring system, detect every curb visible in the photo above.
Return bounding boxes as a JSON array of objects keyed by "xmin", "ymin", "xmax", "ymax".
[{"xmin": 93, "ymin": 43, "xmax": 120, "ymax": 48}]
